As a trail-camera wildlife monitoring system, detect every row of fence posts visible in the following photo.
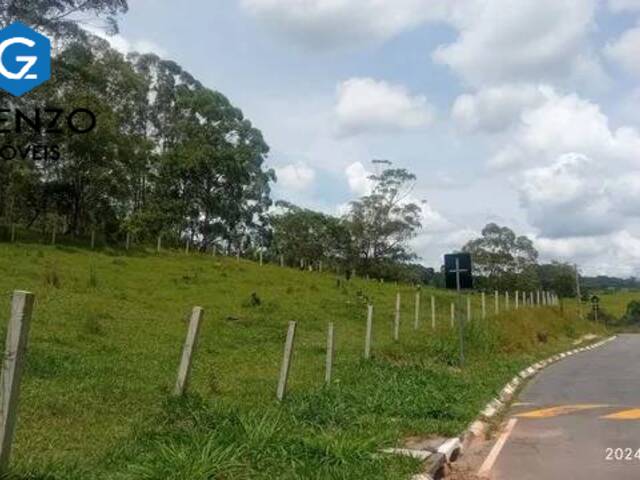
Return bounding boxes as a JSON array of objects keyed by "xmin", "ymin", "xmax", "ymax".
[{"xmin": 0, "ymin": 285, "xmax": 561, "ymax": 472}]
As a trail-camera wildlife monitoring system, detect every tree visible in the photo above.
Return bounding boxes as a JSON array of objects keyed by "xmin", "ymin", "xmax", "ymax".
[
  {"xmin": 270, "ymin": 201, "xmax": 351, "ymax": 266},
  {"xmin": 538, "ymin": 262, "xmax": 576, "ymax": 298},
  {"xmin": 346, "ymin": 167, "xmax": 422, "ymax": 275},
  {"xmin": 462, "ymin": 223, "xmax": 539, "ymax": 291},
  {"xmin": 0, "ymin": 0, "xmax": 128, "ymax": 34}
]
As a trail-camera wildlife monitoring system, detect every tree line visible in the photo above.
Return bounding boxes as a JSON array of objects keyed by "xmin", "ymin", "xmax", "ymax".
[
  {"xmin": 0, "ymin": 2, "xmax": 626, "ymax": 296},
  {"xmin": 0, "ymin": 2, "xmax": 425, "ymax": 277}
]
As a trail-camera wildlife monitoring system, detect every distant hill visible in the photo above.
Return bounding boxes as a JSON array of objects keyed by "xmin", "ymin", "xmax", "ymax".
[{"xmin": 581, "ymin": 275, "xmax": 640, "ymax": 291}]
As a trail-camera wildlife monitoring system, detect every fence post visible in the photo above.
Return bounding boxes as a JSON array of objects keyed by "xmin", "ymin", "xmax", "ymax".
[
  {"xmin": 515, "ymin": 290, "xmax": 519, "ymax": 309},
  {"xmin": 157, "ymin": 235, "xmax": 162, "ymax": 253},
  {"xmin": 51, "ymin": 224, "xmax": 56, "ymax": 245},
  {"xmin": 259, "ymin": 250, "xmax": 263, "ymax": 266},
  {"xmin": 125, "ymin": 231, "xmax": 130, "ymax": 251},
  {"xmin": 277, "ymin": 321, "xmax": 297, "ymax": 401},
  {"xmin": 494, "ymin": 290, "xmax": 499, "ymax": 314},
  {"xmin": 365, "ymin": 305, "xmax": 373, "ymax": 359},
  {"xmin": 394, "ymin": 292, "xmax": 401, "ymax": 341},
  {"xmin": 505, "ymin": 291, "xmax": 510, "ymax": 310},
  {"xmin": 90, "ymin": 228, "xmax": 96, "ymax": 249},
  {"xmin": 467, "ymin": 296, "xmax": 471, "ymax": 322},
  {"xmin": 431, "ymin": 296, "xmax": 436, "ymax": 330},
  {"xmin": 325, "ymin": 323, "xmax": 334, "ymax": 384},
  {"xmin": 482, "ymin": 292, "xmax": 486, "ymax": 319},
  {"xmin": 414, "ymin": 291, "xmax": 421, "ymax": 330},
  {"xmin": 450, "ymin": 302, "xmax": 455, "ymax": 328},
  {"xmin": 0, "ymin": 291, "xmax": 35, "ymax": 472},
  {"xmin": 280, "ymin": 255, "xmax": 284, "ymax": 267},
  {"xmin": 9, "ymin": 224, "xmax": 15, "ymax": 243},
  {"xmin": 173, "ymin": 307, "xmax": 204, "ymax": 396}
]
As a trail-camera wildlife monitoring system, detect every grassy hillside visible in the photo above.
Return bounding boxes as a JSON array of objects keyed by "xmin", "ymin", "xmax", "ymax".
[{"xmin": 0, "ymin": 243, "xmax": 605, "ymax": 479}]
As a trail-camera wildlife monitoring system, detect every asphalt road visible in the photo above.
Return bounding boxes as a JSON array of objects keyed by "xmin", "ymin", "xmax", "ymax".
[{"xmin": 487, "ymin": 334, "xmax": 640, "ymax": 480}]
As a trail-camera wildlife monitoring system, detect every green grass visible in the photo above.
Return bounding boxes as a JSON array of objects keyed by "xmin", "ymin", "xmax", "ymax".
[
  {"xmin": 0, "ymin": 243, "xmax": 606, "ymax": 479},
  {"xmin": 595, "ymin": 290, "xmax": 640, "ymax": 319}
]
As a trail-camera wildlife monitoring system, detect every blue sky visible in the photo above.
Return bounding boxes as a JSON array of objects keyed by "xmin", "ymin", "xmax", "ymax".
[{"xmin": 99, "ymin": 0, "xmax": 640, "ymax": 276}]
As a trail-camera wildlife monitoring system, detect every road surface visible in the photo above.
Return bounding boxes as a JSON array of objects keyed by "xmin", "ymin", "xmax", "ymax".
[{"xmin": 481, "ymin": 334, "xmax": 640, "ymax": 480}]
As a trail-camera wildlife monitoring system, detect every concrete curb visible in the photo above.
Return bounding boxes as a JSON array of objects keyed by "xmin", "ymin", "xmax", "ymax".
[{"xmin": 414, "ymin": 335, "xmax": 617, "ymax": 479}]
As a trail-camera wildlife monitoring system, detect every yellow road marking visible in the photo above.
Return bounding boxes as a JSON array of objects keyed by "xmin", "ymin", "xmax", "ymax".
[
  {"xmin": 516, "ymin": 404, "xmax": 608, "ymax": 418},
  {"xmin": 602, "ymin": 409, "xmax": 640, "ymax": 420}
]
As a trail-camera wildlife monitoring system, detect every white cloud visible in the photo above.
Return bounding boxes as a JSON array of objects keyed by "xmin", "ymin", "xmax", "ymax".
[
  {"xmin": 275, "ymin": 162, "xmax": 316, "ymax": 191},
  {"xmin": 452, "ymin": 84, "xmax": 547, "ymax": 133},
  {"xmin": 606, "ymin": 174, "xmax": 640, "ymax": 217},
  {"xmin": 345, "ymin": 162, "xmax": 373, "ymax": 196},
  {"xmin": 85, "ymin": 26, "xmax": 168, "ymax": 56},
  {"xmin": 335, "ymin": 77, "xmax": 434, "ymax": 136},
  {"xmin": 433, "ymin": 0, "xmax": 602, "ymax": 87},
  {"xmin": 239, "ymin": 0, "xmax": 450, "ymax": 49},
  {"xmin": 488, "ymin": 88, "xmax": 640, "ymax": 170},
  {"xmin": 536, "ymin": 231, "xmax": 640, "ymax": 277},
  {"xmin": 608, "ymin": 0, "xmax": 640, "ymax": 11},
  {"xmin": 519, "ymin": 153, "xmax": 622, "ymax": 238},
  {"xmin": 605, "ymin": 22, "xmax": 640, "ymax": 75}
]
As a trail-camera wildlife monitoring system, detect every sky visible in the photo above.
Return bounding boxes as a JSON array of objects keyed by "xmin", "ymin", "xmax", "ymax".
[{"xmin": 96, "ymin": 0, "xmax": 640, "ymax": 276}]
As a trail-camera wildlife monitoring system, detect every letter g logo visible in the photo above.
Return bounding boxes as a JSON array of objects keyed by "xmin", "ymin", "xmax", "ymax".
[
  {"xmin": 0, "ymin": 37, "xmax": 38, "ymax": 80},
  {"xmin": 0, "ymin": 22, "xmax": 51, "ymax": 96}
]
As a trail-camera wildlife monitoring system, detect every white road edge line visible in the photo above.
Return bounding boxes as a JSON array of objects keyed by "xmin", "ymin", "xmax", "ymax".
[{"xmin": 477, "ymin": 418, "xmax": 518, "ymax": 479}]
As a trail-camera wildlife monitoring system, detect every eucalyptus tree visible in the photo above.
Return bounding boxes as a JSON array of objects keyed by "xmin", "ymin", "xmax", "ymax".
[{"xmin": 346, "ymin": 167, "xmax": 422, "ymax": 273}]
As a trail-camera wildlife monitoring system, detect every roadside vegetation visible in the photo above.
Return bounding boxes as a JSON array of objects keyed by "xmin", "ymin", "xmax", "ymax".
[{"xmin": 1, "ymin": 244, "xmax": 605, "ymax": 479}]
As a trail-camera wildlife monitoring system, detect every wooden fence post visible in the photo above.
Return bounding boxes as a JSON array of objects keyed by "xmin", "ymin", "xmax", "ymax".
[
  {"xmin": 325, "ymin": 323, "xmax": 334, "ymax": 384},
  {"xmin": 0, "ymin": 291, "xmax": 35, "ymax": 472},
  {"xmin": 414, "ymin": 291, "xmax": 421, "ymax": 330},
  {"xmin": 394, "ymin": 292, "xmax": 401, "ymax": 341},
  {"xmin": 431, "ymin": 296, "xmax": 436, "ymax": 330},
  {"xmin": 277, "ymin": 321, "xmax": 297, "ymax": 401},
  {"xmin": 173, "ymin": 307, "xmax": 204, "ymax": 396},
  {"xmin": 364, "ymin": 305, "xmax": 373, "ymax": 359}
]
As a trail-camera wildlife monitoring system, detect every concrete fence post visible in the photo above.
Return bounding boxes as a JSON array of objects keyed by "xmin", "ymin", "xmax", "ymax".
[
  {"xmin": 394, "ymin": 292, "xmax": 401, "ymax": 341},
  {"xmin": 450, "ymin": 302, "xmax": 455, "ymax": 328},
  {"xmin": 276, "ymin": 321, "xmax": 297, "ymax": 401},
  {"xmin": 0, "ymin": 291, "xmax": 35, "ymax": 472},
  {"xmin": 365, "ymin": 305, "xmax": 373, "ymax": 359},
  {"xmin": 467, "ymin": 296, "xmax": 472, "ymax": 323},
  {"xmin": 173, "ymin": 306, "xmax": 204, "ymax": 396},
  {"xmin": 494, "ymin": 290, "xmax": 499, "ymax": 314},
  {"xmin": 431, "ymin": 296, "xmax": 436, "ymax": 330},
  {"xmin": 414, "ymin": 291, "xmax": 421, "ymax": 330},
  {"xmin": 325, "ymin": 323, "xmax": 334, "ymax": 384},
  {"xmin": 515, "ymin": 290, "xmax": 519, "ymax": 309},
  {"xmin": 482, "ymin": 292, "xmax": 486, "ymax": 319}
]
